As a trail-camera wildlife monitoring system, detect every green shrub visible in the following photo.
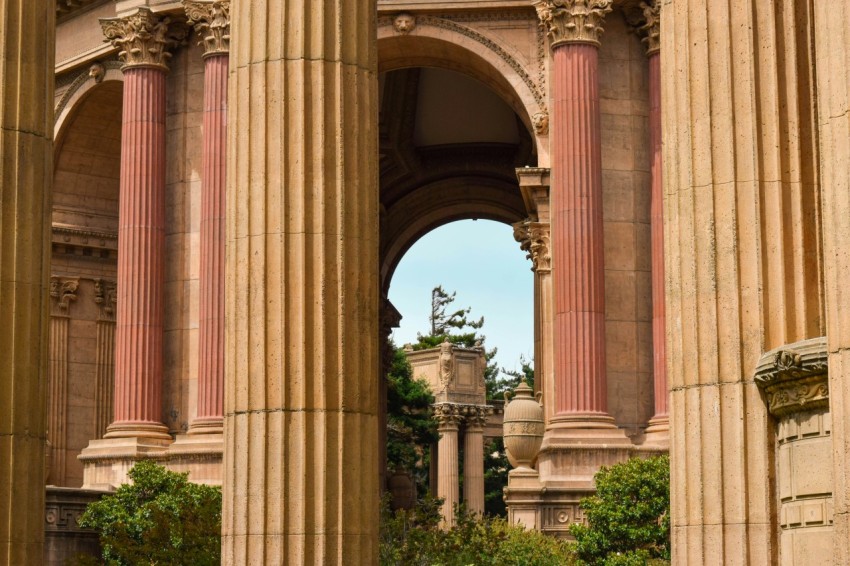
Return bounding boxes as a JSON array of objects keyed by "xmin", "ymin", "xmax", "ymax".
[
  {"xmin": 77, "ymin": 460, "xmax": 221, "ymax": 566},
  {"xmin": 570, "ymin": 455, "xmax": 670, "ymax": 566},
  {"xmin": 379, "ymin": 496, "xmax": 575, "ymax": 566}
]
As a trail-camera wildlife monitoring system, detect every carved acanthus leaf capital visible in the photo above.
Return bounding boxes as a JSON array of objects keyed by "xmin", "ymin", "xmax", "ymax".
[
  {"xmin": 638, "ymin": 1, "xmax": 661, "ymax": 56},
  {"xmin": 433, "ymin": 403, "xmax": 462, "ymax": 429},
  {"xmin": 101, "ymin": 8, "xmax": 185, "ymax": 71},
  {"xmin": 534, "ymin": 0, "xmax": 613, "ymax": 48},
  {"xmin": 50, "ymin": 277, "xmax": 79, "ymax": 313},
  {"xmin": 93, "ymin": 278, "xmax": 117, "ymax": 321},
  {"xmin": 513, "ymin": 219, "xmax": 551, "ymax": 273},
  {"xmin": 183, "ymin": 1, "xmax": 231, "ymax": 57},
  {"xmin": 461, "ymin": 404, "xmax": 493, "ymax": 429}
]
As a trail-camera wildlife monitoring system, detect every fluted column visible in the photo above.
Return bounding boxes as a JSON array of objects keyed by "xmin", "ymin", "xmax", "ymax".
[
  {"xmin": 223, "ymin": 1, "xmax": 380, "ymax": 562},
  {"xmin": 435, "ymin": 404, "xmax": 461, "ymax": 527},
  {"xmin": 534, "ymin": 0, "xmax": 618, "ymax": 428},
  {"xmin": 184, "ymin": 1, "xmax": 230, "ymax": 436},
  {"xmin": 100, "ymin": 9, "xmax": 182, "ymax": 440},
  {"xmin": 47, "ymin": 278, "xmax": 79, "ymax": 486},
  {"xmin": 639, "ymin": 1, "xmax": 668, "ymax": 441},
  {"xmin": 514, "ymin": 169, "xmax": 552, "ymax": 422},
  {"xmin": 0, "ymin": 1, "xmax": 54, "ymax": 562},
  {"xmin": 814, "ymin": 2, "xmax": 850, "ymax": 562},
  {"xmin": 94, "ymin": 279, "xmax": 117, "ymax": 439},
  {"xmin": 462, "ymin": 406, "xmax": 488, "ymax": 515}
]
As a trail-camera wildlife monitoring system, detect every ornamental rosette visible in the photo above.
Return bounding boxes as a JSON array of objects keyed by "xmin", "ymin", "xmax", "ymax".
[
  {"xmin": 100, "ymin": 8, "xmax": 184, "ymax": 70},
  {"xmin": 534, "ymin": 0, "xmax": 613, "ymax": 48},
  {"xmin": 183, "ymin": 1, "xmax": 231, "ymax": 57},
  {"xmin": 639, "ymin": 1, "xmax": 661, "ymax": 55}
]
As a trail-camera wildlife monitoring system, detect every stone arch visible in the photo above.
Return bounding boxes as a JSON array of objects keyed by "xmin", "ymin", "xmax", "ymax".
[
  {"xmin": 381, "ymin": 176, "xmax": 526, "ymax": 293},
  {"xmin": 54, "ymin": 61, "xmax": 123, "ymax": 144},
  {"xmin": 378, "ymin": 16, "xmax": 549, "ymax": 166}
]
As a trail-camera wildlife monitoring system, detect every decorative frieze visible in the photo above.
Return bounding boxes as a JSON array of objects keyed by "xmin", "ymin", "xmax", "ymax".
[
  {"xmin": 533, "ymin": 0, "xmax": 613, "ymax": 48},
  {"xmin": 513, "ymin": 219, "xmax": 551, "ymax": 274},
  {"xmin": 183, "ymin": 1, "xmax": 231, "ymax": 57},
  {"xmin": 100, "ymin": 8, "xmax": 185, "ymax": 70},
  {"xmin": 755, "ymin": 337, "xmax": 829, "ymax": 417}
]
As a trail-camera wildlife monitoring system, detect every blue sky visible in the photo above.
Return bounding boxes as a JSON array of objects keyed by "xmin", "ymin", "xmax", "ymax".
[{"xmin": 387, "ymin": 219, "xmax": 534, "ymax": 375}]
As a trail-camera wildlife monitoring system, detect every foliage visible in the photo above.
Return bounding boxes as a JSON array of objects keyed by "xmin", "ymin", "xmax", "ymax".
[
  {"xmin": 386, "ymin": 339, "xmax": 439, "ymax": 493},
  {"xmin": 427, "ymin": 284, "xmax": 484, "ymax": 337},
  {"xmin": 492, "ymin": 355, "xmax": 534, "ymax": 402},
  {"xmin": 78, "ymin": 460, "xmax": 222, "ymax": 566},
  {"xmin": 483, "ymin": 437, "xmax": 510, "ymax": 517},
  {"xmin": 379, "ymin": 496, "xmax": 576, "ymax": 566},
  {"xmin": 570, "ymin": 455, "xmax": 670, "ymax": 566}
]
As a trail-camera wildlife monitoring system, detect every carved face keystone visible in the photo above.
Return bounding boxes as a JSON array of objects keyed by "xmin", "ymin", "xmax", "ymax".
[{"xmin": 393, "ymin": 13, "xmax": 416, "ymax": 34}]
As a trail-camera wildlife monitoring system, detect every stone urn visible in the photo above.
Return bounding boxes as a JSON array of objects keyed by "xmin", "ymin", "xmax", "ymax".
[{"xmin": 502, "ymin": 380, "xmax": 544, "ymax": 470}]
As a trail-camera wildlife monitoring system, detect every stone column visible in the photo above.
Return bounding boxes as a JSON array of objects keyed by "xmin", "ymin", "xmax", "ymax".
[
  {"xmin": 434, "ymin": 404, "xmax": 461, "ymax": 527},
  {"xmin": 462, "ymin": 406, "xmax": 488, "ymax": 515},
  {"xmin": 223, "ymin": 1, "xmax": 380, "ymax": 562},
  {"xmin": 513, "ymin": 169, "xmax": 553, "ymax": 423},
  {"xmin": 0, "ymin": 1, "xmax": 54, "ymax": 562},
  {"xmin": 639, "ymin": 1, "xmax": 668, "ymax": 444},
  {"xmin": 184, "ymin": 0, "xmax": 230, "ymax": 436},
  {"xmin": 814, "ymin": 2, "xmax": 850, "ymax": 562},
  {"xmin": 663, "ymin": 1, "xmax": 822, "ymax": 563},
  {"xmin": 534, "ymin": 0, "xmax": 622, "ymax": 433},
  {"xmin": 47, "ymin": 278, "xmax": 79, "ymax": 486},
  {"xmin": 94, "ymin": 279, "xmax": 117, "ymax": 439},
  {"xmin": 99, "ymin": 9, "xmax": 182, "ymax": 440}
]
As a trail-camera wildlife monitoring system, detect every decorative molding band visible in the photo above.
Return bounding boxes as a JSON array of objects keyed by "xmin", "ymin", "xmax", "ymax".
[
  {"xmin": 378, "ymin": 14, "xmax": 548, "ymax": 115},
  {"xmin": 754, "ymin": 337, "xmax": 829, "ymax": 418},
  {"xmin": 100, "ymin": 7, "xmax": 186, "ymax": 71},
  {"xmin": 52, "ymin": 225, "xmax": 118, "ymax": 261},
  {"xmin": 183, "ymin": 0, "xmax": 231, "ymax": 57},
  {"xmin": 533, "ymin": 0, "xmax": 613, "ymax": 48}
]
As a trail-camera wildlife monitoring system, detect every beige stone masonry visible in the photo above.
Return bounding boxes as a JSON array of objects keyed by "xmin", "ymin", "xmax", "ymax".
[
  {"xmin": 663, "ymin": 0, "xmax": 822, "ymax": 563},
  {"xmin": 0, "ymin": 2, "xmax": 55, "ymax": 563},
  {"xmin": 223, "ymin": 0, "xmax": 380, "ymax": 563}
]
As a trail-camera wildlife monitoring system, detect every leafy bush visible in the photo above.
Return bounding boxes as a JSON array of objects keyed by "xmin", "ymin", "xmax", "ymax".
[
  {"xmin": 380, "ymin": 496, "xmax": 575, "ymax": 566},
  {"xmin": 570, "ymin": 455, "xmax": 670, "ymax": 566},
  {"xmin": 78, "ymin": 460, "xmax": 221, "ymax": 566}
]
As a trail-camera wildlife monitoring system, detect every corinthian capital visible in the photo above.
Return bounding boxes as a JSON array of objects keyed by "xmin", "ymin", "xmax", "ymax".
[
  {"xmin": 534, "ymin": 0, "xmax": 613, "ymax": 48},
  {"xmin": 433, "ymin": 403, "xmax": 462, "ymax": 430},
  {"xmin": 101, "ymin": 8, "xmax": 184, "ymax": 71},
  {"xmin": 513, "ymin": 219, "xmax": 551, "ymax": 274},
  {"xmin": 638, "ymin": 1, "xmax": 661, "ymax": 56},
  {"xmin": 49, "ymin": 277, "xmax": 79, "ymax": 313},
  {"xmin": 183, "ymin": 1, "xmax": 231, "ymax": 57}
]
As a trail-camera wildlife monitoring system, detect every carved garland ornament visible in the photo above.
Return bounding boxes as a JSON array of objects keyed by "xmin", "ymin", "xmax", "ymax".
[
  {"xmin": 183, "ymin": 1, "xmax": 231, "ymax": 57},
  {"xmin": 100, "ymin": 8, "xmax": 185, "ymax": 71},
  {"xmin": 534, "ymin": 0, "xmax": 613, "ymax": 48},
  {"xmin": 754, "ymin": 338, "xmax": 829, "ymax": 418}
]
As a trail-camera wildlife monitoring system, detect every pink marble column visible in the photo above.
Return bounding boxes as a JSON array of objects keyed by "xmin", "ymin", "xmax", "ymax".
[
  {"xmin": 190, "ymin": 51, "xmax": 228, "ymax": 434},
  {"xmin": 106, "ymin": 66, "xmax": 170, "ymax": 440},
  {"xmin": 643, "ymin": 6, "xmax": 668, "ymax": 435},
  {"xmin": 100, "ymin": 9, "xmax": 180, "ymax": 440},
  {"xmin": 550, "ymin": 42, "xmax": 612, "ymax": 423}
]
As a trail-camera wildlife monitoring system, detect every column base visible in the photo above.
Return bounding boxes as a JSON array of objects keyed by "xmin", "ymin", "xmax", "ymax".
[
  {"xmin": 104, "ymin": 420, "xmax": 172, "ymax": 440},
  {"xmin": 505, "ymin": 469, "xmax": 595, "ymax": 539},
  {"xmin": 79, "ymin": 436, "xmax": 172, "ymax": 490},
  {"xmin": 637, "ymin": 414, "xmax": 670, "ymax": 450},
  {"xmin": 168, "ymin": 432, "xmax": 224, "ymax": 485},
  {"xmin": 187, "ymin": 416, "xmax": 224, "ymax": 436}
]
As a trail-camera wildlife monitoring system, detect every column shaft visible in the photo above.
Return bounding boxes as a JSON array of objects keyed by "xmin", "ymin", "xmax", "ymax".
[
  {"xmin": 463, "ymin": 424, "xmax": 485, "ymax": 515},
  {"xmin": 646, "ymin": 50, "xmax": 668, "ymax": 430},
  {"xmin": 223, "ymin": 1, "xmax": 380, "ymax": 563},
  {"xmin": 48, "ymin": 314, "xmax": 70, "ymax": 485},
  {"xmin": 0, "ymin": 1, "xmax": 54, "ymax": 562},
  {"xmin": 437, "ymin": 424, "xmax": 460, "ymax": 527},
  {"xmin": 108, "ymin": 67, "xmax": 170, "ymax": 439},
  {"xmin": 95, "ymin": 319, "xmax": 116, "ymax": 439},
  {"xmin": 551, "ymin": 43, "xmax": 609, "ymax": 420},
  {"xmin": 192, "ymin": 52, "xmax": 228, "ymax": 434}
]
